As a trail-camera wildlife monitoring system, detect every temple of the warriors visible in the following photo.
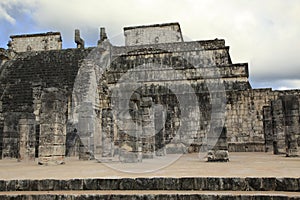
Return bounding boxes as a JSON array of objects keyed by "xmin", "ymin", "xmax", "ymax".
[{"xmin": 0, "ymin": 22, "xmax": 299, "ymax": 165}]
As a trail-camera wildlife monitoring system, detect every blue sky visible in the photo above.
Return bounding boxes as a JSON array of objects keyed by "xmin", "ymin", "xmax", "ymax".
[{"xmin": 1, "ymin": 0, "xmax": 300, "ymax": 90}]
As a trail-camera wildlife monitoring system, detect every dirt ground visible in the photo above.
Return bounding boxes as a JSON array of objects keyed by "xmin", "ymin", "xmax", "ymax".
[{"xmin": 0, "ymin": 152, "xmax": 299, "ymax": 180}]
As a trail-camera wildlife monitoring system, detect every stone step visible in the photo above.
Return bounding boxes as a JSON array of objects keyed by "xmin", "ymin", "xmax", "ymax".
[
  {"xmin": 0, "ymin": 190, "xmax": 300, "ymax": 200},
  {"xmin": 0, "ymin": 177, "xmax": 299, "ymax": 192}
]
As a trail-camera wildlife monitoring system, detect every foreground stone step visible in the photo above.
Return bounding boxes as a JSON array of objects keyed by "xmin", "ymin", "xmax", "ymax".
[
  {"xmin": 1, "ymin": 177, "xmax": 299, "ymax": 192},
  {"xmin": 0, "ymin": 190, "xmax": 300, "ymax": 200}
]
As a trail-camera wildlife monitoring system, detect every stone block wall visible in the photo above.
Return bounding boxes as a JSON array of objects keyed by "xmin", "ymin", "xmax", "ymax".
[
  {"xmin": 264, "ymin": 93, "xmax": 300, "ymax": 156},
  {"xmin": 0, "ymin": 48, "xmax": 91, "ymax": 160},
  {"xmin": 2, "ymin": 23, "xmax": 300, "ymax": 162},
  {"xmin": 1, "ymin": 112, "xmax": 21, "ymax": 158},
  {"xmin": 124, "ymin": 22, "xmax": 183, "ymax": 46},
  {"xmin": 1, "ymin": 109, "xmax": 36, "ymax": 161},
  {"xmin": 104, "ymin": 42, "xmax": 250, "ymax": 156},
  {"xmin": 9, "ymin": 32, "xmax": 62, "ymax": 53},
  {"xmin": 0, "ymin": 48, "xmax": 11, "ymax": 66},
  {"xmin": 225, "ymin": 89, "xmax": 275, "ymax": 152}
]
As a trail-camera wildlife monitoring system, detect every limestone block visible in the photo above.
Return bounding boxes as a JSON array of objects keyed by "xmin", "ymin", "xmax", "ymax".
[{"xmin": 207, "ymin": 150, "xmax": 229, "ymax": 162}]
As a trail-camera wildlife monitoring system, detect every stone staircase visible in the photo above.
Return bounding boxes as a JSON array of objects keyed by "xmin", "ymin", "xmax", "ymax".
[{"xmin": 0, "ymin": 177, "xmax": 300, "ymax": 199}]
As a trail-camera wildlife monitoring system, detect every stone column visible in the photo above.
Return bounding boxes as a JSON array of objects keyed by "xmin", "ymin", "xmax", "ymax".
[
  {"xmin": 263, "ymin": 106, "xmax": 273, "ymax": 152},
  {"xmin": 154, "ymin": 104, "xmax": 166, "ymax": 156},
  {"xmin": 207, "ymin": 124, "xmax": 229, "ymax": 162},
  {"xmin": 2, "ymin": 112, "xmax": 21, "ymax": 159},
  {"xmin": 281, "ymin": 96, "xmax": 300, "ymax": 157},
  {"xmin": 101, "ymin": 108, "xmax": 114, "ymax": 157},
  {"xmin": 207, "ymin": 92, "xmax": 229, "ymax": 162},
  {"xmin": 118, "ymin": 90, "xmax": 143, "ymax": 163},
  {"xmin": 93, "ymin": 110, "xmax": 102, "ymax": 157},
  {"xmin": 75, "ymin": 29, "xmax": 85, "ymax": 48},
  {"xmin": 141, "ymin": 97, "xmax": 155, "ymax": 159},
  {"xmin": 271, "ymin": 99, "xmax": 286, "ymax": 154},
  {"xmin": 38, "ymin": 88, "xmax": 67, "ymax": 165},
  {"xmin": 78, "ymin": 102, "xmax": 95, "ymax": 160},
  {"xmin": 18, "ymin": 113, "xmax": 36, "ymax": 161}
]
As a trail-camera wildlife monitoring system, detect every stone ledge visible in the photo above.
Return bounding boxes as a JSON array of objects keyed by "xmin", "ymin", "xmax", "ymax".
[
  {"xmin": 0, "ymin": 191, "xmax": 300, "ymax": 200},
  {"xmin": 0, "ymin": 177, "xmax": 299, "ymax": 192}
]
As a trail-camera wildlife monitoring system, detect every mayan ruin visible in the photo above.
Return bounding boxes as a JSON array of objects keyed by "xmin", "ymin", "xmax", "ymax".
[{"xmin": 0, "ymin": 22, "xmax": 299, "ymax": 199}]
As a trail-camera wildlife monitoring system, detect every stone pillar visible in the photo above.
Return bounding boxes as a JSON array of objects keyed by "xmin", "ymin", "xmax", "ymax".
[
  {"xmin": 94, "ymin": 110, "xmax": 102, "ymax": 157},
  {"xmin": 281, "ymin": 96, "xmax": 300, "ymax": 157},
  {"xmin": 207, "ymin": 93, "xmax": 229, "ymax": 162},
  {"xmin": 263, "ymin": 106, "xmax": 273, "ymax": 152},
  {"xmin": 118, "ymin": 91, "xmax": 143, "ymax": 163},
  {"xmin": 38, "ymin": 88, "xmax": 67, "ymax": 165},
  {"xmin": 78, "ymin": 102, "xmax": 95, "ymax": 160},
  {"xmin": 101, "ymin": 108, "xmax": 114, "ymax": 157},
  {"xmin": 2, "ymin": 112, "xmax": 21, "ymax": 159},
  {"xmin": 271, "ymin": 99, "xmax": 286, "ymax": 154},
  {"xmin": 75, "ymin": 29, "xmax": 85, "ymax": 49},
  {"xmin": 141, "ymin": 97, "xmax": 155, "ymax": 159},
  {"xmin": 18, "ymin": 113, "xmax": 35, "ymax": 161},
  {"xmin": 154, "ymin": 104, "xmax": 166, "ymax": 156},
  {"xmin": 97, "ymin": 27, "xmax": 108, "ymax": 45}
]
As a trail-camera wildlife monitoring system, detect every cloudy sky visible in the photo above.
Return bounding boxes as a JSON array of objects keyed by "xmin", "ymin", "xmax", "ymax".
[{"xmin": 1, "ymin": 0, "xmax": 300, "ymax": 89}]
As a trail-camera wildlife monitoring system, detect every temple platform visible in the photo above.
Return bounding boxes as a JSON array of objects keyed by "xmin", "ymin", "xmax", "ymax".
[
  {"xmin": 0, "ymin": 152, "xmax": 299, "ymax": 179},
  {"xmin": 0, "ymin": 152, "xmax": 299, "ymax": 199}
]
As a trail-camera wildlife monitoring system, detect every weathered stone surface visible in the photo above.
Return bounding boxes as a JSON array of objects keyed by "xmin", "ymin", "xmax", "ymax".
[
  {"xmin": 9, "ymin": 32, "xmax": 62, "ymax": 53},
  {"xmin": 38, "ymin": 88, "xmax": 67, "ymax": 165},
  {"xmin": 263, "ymin": 106, "xmax": 273, "ymax": 152},
  {"xmin": 264, "ymin": 95, "xmax": 300, "ymax": 156},
  {"xmin": 1, "ymin": 22, "xmax": 300, "ymax": 163},
  {"xmin": 207, "ymin": 150, "xmax": 229, "ymax": 162},
  {"xmin": 18, "ymin": 113, "xmax": 36, "ymax": 161},
  {"xmin": 1, "ymin": 177, "xmax": 299, "ymax": 192},
  {"xmin": 2, "ymin": 112, "xmax": 22, "ymax": 158},
  {"xmin": 124, "ymin": 22, "xmax": 183, "ymax": 46},
  {"xmin": 276, "ymin": 178, "xmax": 300, "ymax": 191},
  {"xmin": 74, "ymin": 29, "xmax": 84, "ymax": 49},
  {"xmin": 0, "ymin": 194, "xmax": 299, "ymax": 200}
]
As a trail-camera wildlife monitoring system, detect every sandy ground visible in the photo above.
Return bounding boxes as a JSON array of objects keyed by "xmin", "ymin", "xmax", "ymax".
[{"xmin": 0, "ymin": 152, "xmax": 299, "ymax": 180}]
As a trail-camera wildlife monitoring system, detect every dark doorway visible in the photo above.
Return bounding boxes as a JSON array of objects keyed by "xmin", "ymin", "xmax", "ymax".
[{"xmin": 35, "ymin": 124, "xmax": 40, "ymax": 158}]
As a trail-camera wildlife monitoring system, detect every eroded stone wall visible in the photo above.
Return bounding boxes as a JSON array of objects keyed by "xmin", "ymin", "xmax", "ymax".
[
  {"xmin": 9, "ymin": 32, "xmax": 62, "ymax": 53},
  {"xmin": 225, "ymin": 89, "xmax": 275, "ymax": 152},
  {"xmin": 124, "ymin": 23, "xmax": 183, "ymax": 46},
  {"xmin": 1, "ymin": 23, "xmax": 300, "ymax": 162},
  {"xmin": 264, "ymin": 93, "xmax": 300, "ymax": 156},
  {"xmin": 2, "ymin": 112, "xmax": 21, "ymax": 158}
]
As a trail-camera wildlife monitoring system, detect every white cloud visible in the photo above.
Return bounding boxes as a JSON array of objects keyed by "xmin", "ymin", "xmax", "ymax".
[
  {"xmin": 0, "ymin": 0, "xmax": 38, "ymax": 24},
  {"xmin": 0, "ymin": 3, "xmax": 16, "ymax": 24}
]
